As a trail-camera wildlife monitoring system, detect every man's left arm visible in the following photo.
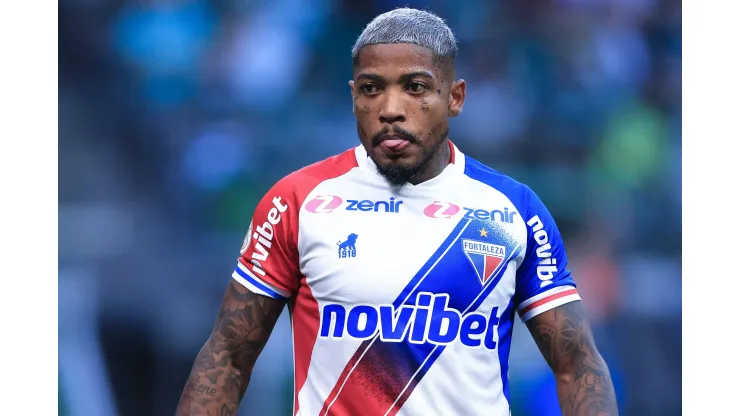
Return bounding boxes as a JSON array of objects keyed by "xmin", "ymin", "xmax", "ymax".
[{"xmin": 525, "ymin": 300, "xmax": 619, "ymax": 416}]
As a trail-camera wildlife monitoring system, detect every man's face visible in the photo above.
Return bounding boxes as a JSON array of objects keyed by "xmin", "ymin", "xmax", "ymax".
[{"xmin": 350, "ymin": 43, "xmax": 465, "ymax": 186}]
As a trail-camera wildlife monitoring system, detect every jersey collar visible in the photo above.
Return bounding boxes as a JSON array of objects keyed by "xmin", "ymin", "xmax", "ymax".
[{"xmin": 354, "ymin": 139, "xmax": 465, "ymax": 187}]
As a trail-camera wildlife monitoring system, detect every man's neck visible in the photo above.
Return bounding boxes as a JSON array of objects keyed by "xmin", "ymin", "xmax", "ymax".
[{"xmin": 407, "ymin": 139, "xmax": 451, "ymax": 185}]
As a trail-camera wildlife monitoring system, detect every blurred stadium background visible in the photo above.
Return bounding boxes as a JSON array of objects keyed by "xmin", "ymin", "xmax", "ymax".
[{"xmin": 58, "ymin": 0, "xmax": 681, "ymax": 415}]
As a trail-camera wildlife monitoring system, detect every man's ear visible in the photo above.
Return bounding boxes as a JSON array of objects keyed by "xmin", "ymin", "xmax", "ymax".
[
  {"xmin": 448, "ymin": 79, "xmax": 466, "ymax": 117},
  {"xmin": 349, "ymin": 80, "xmax": 356, "ymax": 115}
]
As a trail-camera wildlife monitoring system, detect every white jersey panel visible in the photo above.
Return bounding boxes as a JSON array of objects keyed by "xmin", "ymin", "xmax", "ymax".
[{"xmin": 295, "ymin": 160, "xmax": 467, "ymax": 414}]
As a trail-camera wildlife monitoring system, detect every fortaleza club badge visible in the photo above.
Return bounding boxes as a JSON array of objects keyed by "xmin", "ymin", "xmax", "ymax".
[{"xmin": 462, "ymin": 239, "xmax": 506, "ymax": 285}]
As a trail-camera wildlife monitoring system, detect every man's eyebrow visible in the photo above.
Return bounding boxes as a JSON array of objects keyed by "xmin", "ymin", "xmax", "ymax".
[
  {"xmin": 399, "ymin": 71, "xmax": 435, "ymax": 83},
  {"xmin": 356, "ymin": 73, "xmax": 386, "ymax": 83},
  {"xmin": 355, "ymin": 71, "xmax": 436, "ymax": 83}
]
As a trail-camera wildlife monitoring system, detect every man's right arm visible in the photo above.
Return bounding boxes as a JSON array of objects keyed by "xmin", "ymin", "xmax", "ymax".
[{"xmin": 176, "ymin": 280, "xmax": 286, "ymax": 415}]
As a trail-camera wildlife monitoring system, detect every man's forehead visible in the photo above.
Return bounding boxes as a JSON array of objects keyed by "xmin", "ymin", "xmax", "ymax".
[{"xmin": 354, "ymin": 43, "xmax": 442, "ymax": 79}]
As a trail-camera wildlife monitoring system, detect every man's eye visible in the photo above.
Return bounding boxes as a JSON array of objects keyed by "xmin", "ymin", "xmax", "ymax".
[
  {"xmin": 361, "ymin": 84, "xmax": 380, "ymax": 94},
  {"xmin": 407, "ymin": 82, "xmax": 427, "ymax": 93}
]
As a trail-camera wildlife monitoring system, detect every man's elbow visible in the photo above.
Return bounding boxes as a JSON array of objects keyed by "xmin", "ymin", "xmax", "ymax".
[
  {"xmin": 213, "ymin": 333, "xmax": 261, "ymax": 377},
  {"xmin": 554, "ymin": 370, "xmax": 576, "ymax": 386},
  {"xmin": 553, "ymin": 350, "xmax": 611, "ymax": 385}
]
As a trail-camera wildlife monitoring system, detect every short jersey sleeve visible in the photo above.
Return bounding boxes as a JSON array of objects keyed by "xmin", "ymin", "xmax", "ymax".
[
  {"xmin": 232, "ymin": 178, "xmax": 301, "ymax": 300},
  {"xmin": 514, "ymin": 187, "xmax": 581, "ymax": 322}
]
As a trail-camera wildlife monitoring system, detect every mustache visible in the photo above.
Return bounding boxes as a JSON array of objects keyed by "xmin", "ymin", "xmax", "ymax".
[{"xmin": 371, "ymin": 126, "xmax": 419, "ymax": 147}]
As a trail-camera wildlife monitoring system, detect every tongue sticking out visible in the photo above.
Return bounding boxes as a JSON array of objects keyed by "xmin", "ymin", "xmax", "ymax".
[
  {"xmin": 380, "ymin": 138, "xmax": 410, "ymax": 153},
  {"xmin": 383, "ymin": 139, "xmax": 407, "ymax": 149}
]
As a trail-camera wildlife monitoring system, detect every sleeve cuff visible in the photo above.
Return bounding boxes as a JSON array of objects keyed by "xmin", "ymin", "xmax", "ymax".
[
  {"xmin": 232, "ymin": 261, "xmax": 291, "ymax": 300},
  {"xmin": 517, "ymin": 285, "xmax": 580, "ymax": 322}
]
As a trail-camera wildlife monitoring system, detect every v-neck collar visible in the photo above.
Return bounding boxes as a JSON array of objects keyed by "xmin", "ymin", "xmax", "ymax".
[{"xmin": 354, "ymin": 140, "xmax": 465, "ymax": 190}]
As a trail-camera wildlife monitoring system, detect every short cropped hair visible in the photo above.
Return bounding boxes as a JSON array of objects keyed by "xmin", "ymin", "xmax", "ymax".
[{"xmin": 351, "ymin": 8, "xmax": 457, "ymax": 75}]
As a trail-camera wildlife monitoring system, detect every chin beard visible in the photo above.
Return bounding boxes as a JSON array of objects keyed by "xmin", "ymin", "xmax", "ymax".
[
  {"xmin": 374, "ymin": 131, "xmax": 448, "ymax": 187},
  {"xmin": 375, "ymin": 161, "xmax": 423, "ymax": 187}
]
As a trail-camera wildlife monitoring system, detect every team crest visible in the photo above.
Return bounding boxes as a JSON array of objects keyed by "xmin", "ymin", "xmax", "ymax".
[
  {"xmin": 240, "ymin": 221, "xmax": 254, "ymax": 255},
  {"xmin": 461, "ymin": 239, "xmax": 506, "ymax": 285},
  {"xmin": 337, "ymin": 233, "xmax": 358, "ymax": 258}
]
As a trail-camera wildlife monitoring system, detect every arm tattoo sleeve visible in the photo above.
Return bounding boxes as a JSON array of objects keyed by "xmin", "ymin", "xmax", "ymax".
[
  {"xmin": 176, "ymin": 280, "xmax": 286, "ymax": 416},
  {"xmin": 525, "ymin": 301, "xmax": 619, "ymax": 416}
]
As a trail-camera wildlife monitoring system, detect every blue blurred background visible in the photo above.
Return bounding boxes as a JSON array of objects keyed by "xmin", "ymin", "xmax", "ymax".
[{"xmin": 58, "ymin": 0, "xmax": 681, "ymax": 415}]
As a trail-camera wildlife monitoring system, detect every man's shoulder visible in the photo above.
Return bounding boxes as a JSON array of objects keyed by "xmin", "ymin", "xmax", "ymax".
[
  {"xmin": 271, "ymin": 147, "xmax": 360, "ymax": 199},
  {"xmin": 293, "ymin": 147, "xmax": 360, "ymax": 182},
  {"xmin": 462, "ymin": 155, "xmax": 534, "ymax": 203}
]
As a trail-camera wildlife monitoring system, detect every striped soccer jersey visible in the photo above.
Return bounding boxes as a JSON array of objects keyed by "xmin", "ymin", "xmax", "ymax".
[{"xmin": 232, "ymin": 141, "xmax": 580, "ymax": 416}]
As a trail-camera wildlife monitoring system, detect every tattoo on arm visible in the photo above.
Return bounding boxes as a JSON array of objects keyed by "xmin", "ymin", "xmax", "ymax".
[
  {"xmin": 176, "ymin": 280, "xmax": 286, "ymax": 416},
  {"xmin": 526, "ymin": 301, "xmax": 619, "ymax": 416}
]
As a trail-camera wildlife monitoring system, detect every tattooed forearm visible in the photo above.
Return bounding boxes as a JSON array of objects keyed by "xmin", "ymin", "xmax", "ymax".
[
  {"xmin": 526, "ymin": 301, "xmax": 619, "ymax": 416},
  {"xmin": 176, "ymin": 280, "xmax": 286, "ymax": 416}
]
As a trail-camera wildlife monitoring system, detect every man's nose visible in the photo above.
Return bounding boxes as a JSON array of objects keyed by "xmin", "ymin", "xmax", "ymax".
[{"xmin": 378, "ymin": 91, "xmax": 407, "ymax": 124}]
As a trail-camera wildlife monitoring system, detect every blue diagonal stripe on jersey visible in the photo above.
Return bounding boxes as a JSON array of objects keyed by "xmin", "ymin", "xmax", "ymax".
[
  {"xmin": 391, "ymin": 219, "xmax": 473, "ymax": 309},
  {"xmin": 322, "ymin": 217, "xmax": 472, "ymax": 414},
  {"xmin": 324, "ymin": 218, "xmax": 522, "ymax": 415},
  {"xmin": 386, "ymin": 242, "xmax": 522, "ymax": 412}
]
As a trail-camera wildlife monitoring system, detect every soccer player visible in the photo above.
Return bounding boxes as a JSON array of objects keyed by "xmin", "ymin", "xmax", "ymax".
[{"xmin": 176, "ymin": 8, "xmax": 619, "ymax": 416}]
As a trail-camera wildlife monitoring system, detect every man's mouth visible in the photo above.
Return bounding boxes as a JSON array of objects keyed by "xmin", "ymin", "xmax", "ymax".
[{"xmin": 378, "ymin": 135, "xmax": 411, "ymax": 153}]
